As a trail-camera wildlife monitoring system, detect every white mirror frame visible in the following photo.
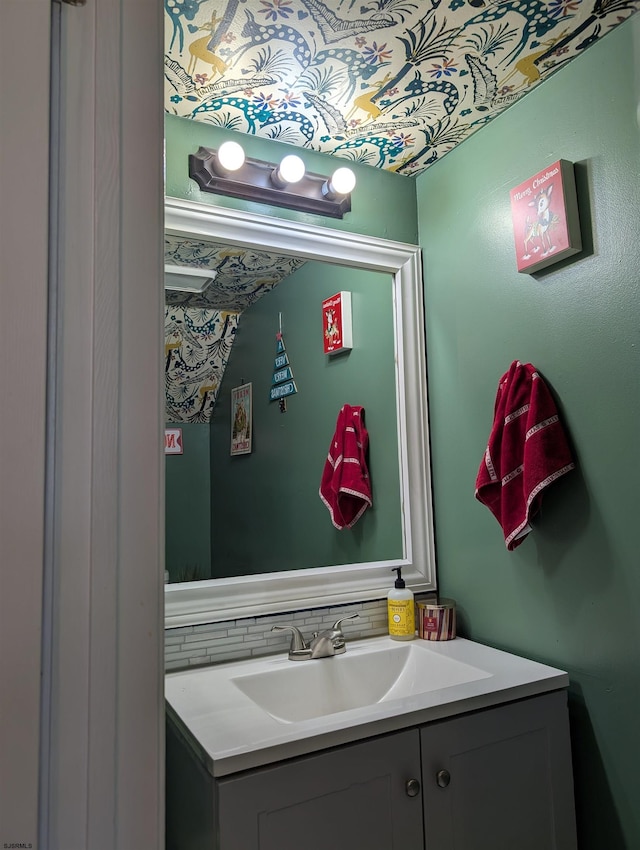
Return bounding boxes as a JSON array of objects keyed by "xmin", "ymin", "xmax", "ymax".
[{"xmin": 164, "ymin": 196, "xmax": 436, "ymax": 628}]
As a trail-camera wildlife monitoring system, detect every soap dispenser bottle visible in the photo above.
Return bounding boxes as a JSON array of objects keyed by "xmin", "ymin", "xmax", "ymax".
[{"xmin": 387, "ymin": 567, "xmax": 415, "ymax": 641}]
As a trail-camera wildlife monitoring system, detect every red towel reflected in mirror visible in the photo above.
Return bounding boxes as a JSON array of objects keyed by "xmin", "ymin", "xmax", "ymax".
[{"xmin": 320, "ymin": 404, "xmax": 372, "ymax": 530}]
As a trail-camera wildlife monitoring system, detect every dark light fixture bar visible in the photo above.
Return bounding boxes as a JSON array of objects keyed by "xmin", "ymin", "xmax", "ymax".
[{"xmin": 188, "ymin": 145, "xmax": 353, "ymax": 219}]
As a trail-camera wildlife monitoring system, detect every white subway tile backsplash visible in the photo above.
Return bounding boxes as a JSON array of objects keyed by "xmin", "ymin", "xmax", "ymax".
[
  {"xmin": 164, "ymin": 598, "xmax": 388, "ymax": 671},
  {"xmin": 183, "ymin": 647, "xmax": 208, "ymax": 659}
]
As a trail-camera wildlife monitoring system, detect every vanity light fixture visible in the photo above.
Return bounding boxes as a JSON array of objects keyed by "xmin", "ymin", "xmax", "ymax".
[
  {"xmin": 189, "ymin": 145, "xmax": 355, "ymax": 219},
  {"xmin": 164, "ymin": 264, "xmax": 217, "ymax": 294}
]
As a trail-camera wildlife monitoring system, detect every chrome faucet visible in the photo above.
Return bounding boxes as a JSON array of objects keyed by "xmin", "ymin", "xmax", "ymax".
[{"xmin": 271, "ymin": 614, "xmax": 359, "ymax": 661}]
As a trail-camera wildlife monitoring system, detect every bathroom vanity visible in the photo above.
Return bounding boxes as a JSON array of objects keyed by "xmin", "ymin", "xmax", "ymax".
[{"xmin": 166, "ymin": 636, "xmax": 577, "ymax": 850}]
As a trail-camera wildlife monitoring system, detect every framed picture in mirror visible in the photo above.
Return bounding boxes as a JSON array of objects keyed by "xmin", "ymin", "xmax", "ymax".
[{"xmin": 231, "ymin": 383, "xmax": 252, "ymax": 456}]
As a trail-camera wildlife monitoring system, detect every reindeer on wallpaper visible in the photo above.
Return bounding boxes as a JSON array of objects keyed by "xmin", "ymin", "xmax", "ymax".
[
  {"xmin": 307, "ymin": 48, "xmax": 392, "ymax": 102},
  {"xmin": 380, "ymin": 69, "xmax": 460, "ymax": 116},
  {"xmin": 306, "ymin": 85, "xmax": 427, "ymax": 166},
  {"xmin": 186, "ymin": 11, "xmax": 229, "ymax": 79},
  {"xmin": 497, "ymin": 29, "xmax": 569, "ymax": 90},
  {"xmin": 393, "ymin": 115, "xmax": 471, "ymax": 173},
  {"xmin": 204, "ymin": 0, "xmax": 240, "ymax": 53},
  {"xmin": 165, "ymin": 309, "xmax": 238, "ymax": 424},
  {"xmin": 233, "ymin": 10, "xmax": 314, "ymax": 69},
  {"xmin": 371, "ymin": 12, "xmax": 460, "ymax": 105},
  {"xmin": 460, "ymin": 0, "xmax": 576, "ymax": 66},
  {"xmin": 533, "ymin": 0, "xmax": 640, "ymax": 65},
  {"xmin": 300, "ymin": 0, "xmax": 418, "ymax": 44},
  {"xmin": 164, "ymin": 0, "xmax": 209, "ymax": 53},
  {"xmin": 333, "ymin": 134, "xmax": 414, "ymax": 167},
  {"xmin": 164, "ymin": 0, "xmax": 259, "ymax": 103},
  {"xmin": 303, "ymin": 14, "xmax": 463, "ymax": 151},
  {"xmin": 346, "ymin": 73, "xmax": 394, "ymax": 123},
  {"xmin": 191, "ymin": 94, "xmax": 316, "ymax": 144}
]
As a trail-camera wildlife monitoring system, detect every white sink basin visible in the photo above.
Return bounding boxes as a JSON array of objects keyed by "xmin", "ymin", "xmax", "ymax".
[
  {"xmin": 165, "ymin": 636, "xmax": 570, "ymax": 777},
  {"xmin": 231, "ymin": 641, "xmax": 491, "ymax": 723}
]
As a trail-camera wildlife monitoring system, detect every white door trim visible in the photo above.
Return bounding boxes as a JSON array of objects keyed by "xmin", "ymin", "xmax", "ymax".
[
  {"xmin": 0, "ymin": 2, "xmax": 50, "ymax": 846},
  {"xmin": 49, "ymin": 1, "xmax": 164, "ymax": 846}
]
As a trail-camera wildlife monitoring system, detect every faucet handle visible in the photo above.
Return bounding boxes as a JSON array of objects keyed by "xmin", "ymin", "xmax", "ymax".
[
  {"xmin": 331, "ymin": 613, "xmax": 359, "ymax": 635},
  {"xmin": 328, "ymin": 613, "xmax": 360, "ymax": 653},
  {"xmin": 271, "ymin": 625, "xmax": 310, "ymax": 660}
]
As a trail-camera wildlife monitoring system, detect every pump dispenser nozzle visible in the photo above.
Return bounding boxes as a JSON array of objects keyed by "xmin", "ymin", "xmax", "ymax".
[{"xmin": 392, "ymin": 567, "xmax": 405, "ymax": 588}]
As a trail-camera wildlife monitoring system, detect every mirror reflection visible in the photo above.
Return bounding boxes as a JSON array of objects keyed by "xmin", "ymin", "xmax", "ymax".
[{"xmin": 164, "ymin": 236, "xmax": 403, "ymax": 582}]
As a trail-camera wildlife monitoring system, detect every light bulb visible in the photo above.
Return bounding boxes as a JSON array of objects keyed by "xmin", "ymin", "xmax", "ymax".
[
  {"xmin": 278, "ymin": 154, "xmax": 305, "ymax": 184},
  {"xmin": 271, "ymin": 154, "xmax": 306, "ymax": 189},
  {"xmin": 216, "ymin": 141, "xmax": 245, "ymax": 172},
  {"xmin": 329, "ymin": 167, "xmax": 356, "ymax": 195}
]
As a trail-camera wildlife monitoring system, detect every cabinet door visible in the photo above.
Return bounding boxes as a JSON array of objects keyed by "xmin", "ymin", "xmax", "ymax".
[
  {"xmin": 217, "ymin": 729, "xmax": 423, "ymax": 850},
  {"xmin": 420, "ymin": 691, "xmax": 576, "ymax": 850}
]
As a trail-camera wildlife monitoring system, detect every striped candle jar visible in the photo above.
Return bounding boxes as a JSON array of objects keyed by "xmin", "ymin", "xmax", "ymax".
[{"xmin": 417, "ymin": 598, "xmax": 456, "ymax": 641}]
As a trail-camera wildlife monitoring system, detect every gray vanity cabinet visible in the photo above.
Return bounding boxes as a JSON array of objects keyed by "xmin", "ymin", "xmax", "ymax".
[
  {"xmin": 217, "ymin": 728, "xmax": 423, "ymax": 850},
  {"xmin": 420, "ymin": 690, "xmax": 577, "ymax": 850},
  {"xmin": 167, "ymin": 690, "xmax": 577, "ymax": 850}
]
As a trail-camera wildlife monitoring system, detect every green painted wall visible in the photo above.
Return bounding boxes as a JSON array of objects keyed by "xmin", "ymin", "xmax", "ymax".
[
  {"xmin": 165, "ymin": 422, "xmax": 212, "ymax": 582},
  {"xmin": 165, "ymin": 113, "xmax": 418, "ymax": 242},
  {"xmin": 209, "ymin": 260, "xmax": 402, "ymax": 577},
  {"xmin": 416, "ymin": 17, "xmax": 640, "ymax": 850}
]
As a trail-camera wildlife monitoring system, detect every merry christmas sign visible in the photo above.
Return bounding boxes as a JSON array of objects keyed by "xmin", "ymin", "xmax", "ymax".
[
  {"xmin": 322, "ymin": 291, "xmax": 352, "ymax": 355},
  {"xmin": 510, "ymin": 160, "xmax": 582, "ymax": 274}
]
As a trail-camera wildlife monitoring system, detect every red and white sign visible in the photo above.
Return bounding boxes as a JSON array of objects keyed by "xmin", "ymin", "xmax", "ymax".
[
  {"xmin": 510, "ymin": 159, "xmax": 581, "ymax": 274},
  {"xmin": 322, "ymin": 291, "xmax": 352, "ymax": 355},
  {"xmin": 164, "ymin": 428, "xmax": 183, "ymax": 455}
]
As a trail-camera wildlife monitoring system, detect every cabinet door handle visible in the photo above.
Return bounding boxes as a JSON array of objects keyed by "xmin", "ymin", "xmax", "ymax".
[
  {"xmin": 436, "ymin": 769, "xmax": 451, "ymax": 788},
  {"xmin": 405, "ymin": 778, "xmax": 421, "ymax": 797}
]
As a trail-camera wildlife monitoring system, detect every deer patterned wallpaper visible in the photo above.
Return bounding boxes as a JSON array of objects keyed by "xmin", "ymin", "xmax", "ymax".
[
  {"xmin": 165, "ymin": 237, "xmax": 305, "ymax": 423},
  {"xmin": 164, "ymin": 0, "xmax": 640, "ymax": 176},
  {"xmin": 164, "ymin": 0, "xmax": 639, "ymax": 419}
]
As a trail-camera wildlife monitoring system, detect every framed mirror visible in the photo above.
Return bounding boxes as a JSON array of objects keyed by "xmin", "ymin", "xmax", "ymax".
[{"xmin": 164, "ymin": 196, "xmax": 436, "ymax": 627}]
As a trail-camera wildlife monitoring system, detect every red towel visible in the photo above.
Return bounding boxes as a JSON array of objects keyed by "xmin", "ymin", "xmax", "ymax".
[
  {"xmin": 475, "ymin": 361, "xmax": 575, "ymax": 550},
  {"xmin": 319, "ymin": 405, "xmax": 372, "ymax": 530}
]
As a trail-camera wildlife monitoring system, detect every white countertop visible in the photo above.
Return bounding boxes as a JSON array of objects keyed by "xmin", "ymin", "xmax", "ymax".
[{"xmin": 165, "ymin": 635, "xmax": 569, "ymax": 777}]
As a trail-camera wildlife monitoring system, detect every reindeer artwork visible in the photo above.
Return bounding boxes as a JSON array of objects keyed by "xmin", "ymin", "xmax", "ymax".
[{"xmin": 522, "ymin": 185, "xmax": 558, "ymax": 260}]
